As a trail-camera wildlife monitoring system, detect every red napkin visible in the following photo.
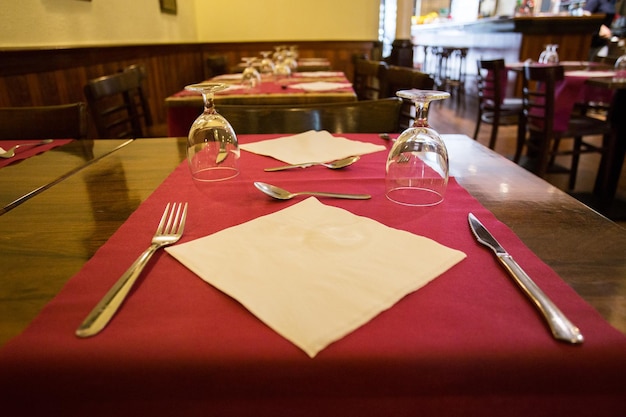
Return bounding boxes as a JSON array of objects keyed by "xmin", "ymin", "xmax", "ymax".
[{"xmin": 0, "ymin": 139, "xmax": 73, "ymax": 168}]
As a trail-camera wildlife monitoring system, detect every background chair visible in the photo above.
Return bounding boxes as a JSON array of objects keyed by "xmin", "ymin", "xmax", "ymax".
[
  {"xmin": 473, "ymin": 59, "xmax": 524, "ymax": 150},
  {"xmin": 0, "ymin": 103, "xmax": 87, "ymax": 140},
  {"xmin": 216, "ymin": 98, "xmax": 402, "ymax": 134},
  {"xmin": 380, "ymin": 65, "xmax": 435, "ymax": 130},
  {"xmin": 84, "ymin": 64, "xmax": 164, "ymax": 138},
  {"xmin": 515, "ymin": 64, "xmax": 610, "ymax": 190},
  {"xmin": 352, "ymin": 58, "xmax": 387, "ymax": 100},
  {"xmin": 204, "ymin": 54, "xmax": 230, "ymax": 79}
]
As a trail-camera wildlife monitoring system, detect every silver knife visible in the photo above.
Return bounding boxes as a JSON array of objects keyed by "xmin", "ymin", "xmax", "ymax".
[{"xmin": 468, "ymin": 213, "xmax": 584, "ymax": 344}]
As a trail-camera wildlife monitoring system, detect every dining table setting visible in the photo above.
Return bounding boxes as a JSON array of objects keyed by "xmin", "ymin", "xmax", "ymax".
[
  {"xmin": 0, "ymin": 129, "xmax": 625, "ymax": 416},
  {"xmin": 165, "ymin": 71, "xmax": 357, "ymax": 137}
]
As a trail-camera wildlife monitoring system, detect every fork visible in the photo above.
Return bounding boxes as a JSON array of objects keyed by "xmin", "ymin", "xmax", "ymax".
[{"xmin": 76, "ymin": 202, "xmax": 188, "ymax": 338}]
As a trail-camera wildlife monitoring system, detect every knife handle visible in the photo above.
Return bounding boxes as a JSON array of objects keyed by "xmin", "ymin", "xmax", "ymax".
[{"xmin": 497, "ymin": 255, "xmax": 584, "ymax": 344}]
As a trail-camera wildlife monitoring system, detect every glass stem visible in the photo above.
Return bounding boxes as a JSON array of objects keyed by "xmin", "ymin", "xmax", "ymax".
[
  {"xmin": 202, "ymin": 92, "xmax": 216, "ymax": 114},
  {"xmin": 414, "ymin": 101, "xmax": 430, "ymax": 128}
]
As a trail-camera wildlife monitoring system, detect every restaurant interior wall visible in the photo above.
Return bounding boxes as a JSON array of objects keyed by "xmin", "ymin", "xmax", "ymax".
[{"xmin": 0, "ymin": 0, "xmax": 380, "ymax": 138}]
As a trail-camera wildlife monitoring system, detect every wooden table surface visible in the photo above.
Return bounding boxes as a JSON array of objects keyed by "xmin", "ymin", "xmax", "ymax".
[{"xmin": 0, "ymin": 134, "xmax": 624, "ymax": 346}]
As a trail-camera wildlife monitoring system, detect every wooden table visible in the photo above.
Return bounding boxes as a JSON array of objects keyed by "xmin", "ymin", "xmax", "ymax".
[
  {"xmin": 165, "ymin": 72, "xmax": 357, "ymax": 137},
  {"xmin": 0, "ymin": 135, "xmax": 624, "ymax": 417},
  {"xmin": 0, "ymin": 139, "xmax": 132, "ymax": 215},
  {"xmin": 0, "ymin": 135, "xmax": 624, "ymax": 346}
]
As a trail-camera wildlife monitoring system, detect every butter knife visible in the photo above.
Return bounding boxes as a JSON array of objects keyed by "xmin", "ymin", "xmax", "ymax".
[{"xmin": 468, "ymin": 213, "xmax": 584, "ymax": 344}]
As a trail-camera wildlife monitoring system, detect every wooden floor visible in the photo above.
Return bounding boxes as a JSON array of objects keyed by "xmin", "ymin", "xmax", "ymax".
[{"xmin": 428, "ymin": 91, "xmax": 626, "ymax": 228}]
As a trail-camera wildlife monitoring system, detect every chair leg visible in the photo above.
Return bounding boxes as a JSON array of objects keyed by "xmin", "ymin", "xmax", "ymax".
[
  {"xmin": 488, "ymin": 111, "xmax": 500, "ymax": 150},
  {"xmin": 513, "ymin": 120, "xmax": 526, "ymax": 163},
  {"xmin": 473, "ymin": 108, "xmax": 482, "ymax": 139},
  {"xmin": 568, "ymin": 136, "xmax": 583, "ymax": 190}
]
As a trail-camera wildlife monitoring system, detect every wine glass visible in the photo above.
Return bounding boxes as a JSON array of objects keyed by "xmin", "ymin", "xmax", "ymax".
[
  {"xmin": 241, "ymin": 57, "xmax": 261, "ymax": 89},
  {"xmin": 259, "ymin": 51, "xmax": 276, "ymax": 80},
  {"xmin": 539, "ymin": 44, "xmax": 559, "ymax": 64},
  {"xmin": 185, "ymin": 83, "xmax": 240, "ymax": 182},
  {"xmin": 274, "ymin": 59, "xmax": 292, "ymax": 88},
  {"xmin": 385, "ymin": 89, "xmax": 450, "ymax": 206},
  {"xmin": 615, "ymin": 54, "xmax": 626, "ymax": 82}
]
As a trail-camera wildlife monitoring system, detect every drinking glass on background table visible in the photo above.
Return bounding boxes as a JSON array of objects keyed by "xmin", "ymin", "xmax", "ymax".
[
  {"xmin": 385, "ymin": 89, "xmax": 450, "ymax": 206},
  {"xmin": 241, "ymin": 57, "xmax": 261, "ymax": 89},
  {"xmin": 615, "ymin": 54, "xmax": 626, "ymax": 81},
  {"xmin": 538, "ymin": 44, "xmax": 559, "ymax": 64},
  {"xmin": 185, "ymin": 83, "xmax": 240, "ymax": 181},
  {"xmin": 259, "ymin": 51, "xmax": 276, "ymax": 80}
]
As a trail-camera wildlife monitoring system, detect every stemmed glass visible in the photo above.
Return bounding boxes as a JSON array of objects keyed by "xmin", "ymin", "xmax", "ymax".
[
  {"xmin": 539, "ymin": 44, "xmax": 559, "ymax": 64},
  {"xmin": 614, "ymin": 53, "xmax": 626, "ymax": 81},
  {"xmin": 385, "ymin": 89, "xmax": 450, "ymax": 206},
  {"xmin": 185, "ymin": 83, "xmax": 240, "ymax": 182},
  {"xmin": 241, "ymin": 57, "xmax": 261, "ymax": 89},
  {"xmin": 259, "ymin": 51, "xmax": 276, "ymax": 80}
]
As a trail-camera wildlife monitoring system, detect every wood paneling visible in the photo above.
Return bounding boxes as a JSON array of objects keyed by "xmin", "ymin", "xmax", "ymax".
[{"xmin": 0, "ymin": 41, "xmax": 376, "ymax": 138}]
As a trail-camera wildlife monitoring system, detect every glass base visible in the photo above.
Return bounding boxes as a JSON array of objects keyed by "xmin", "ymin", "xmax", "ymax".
[
  {"xmin": 191, "ymin": 167, "xmax": 239, "ymax": 182},
  {"xmin": 385, "ymin": 186, "xmax": 444, "ymax": 207}
]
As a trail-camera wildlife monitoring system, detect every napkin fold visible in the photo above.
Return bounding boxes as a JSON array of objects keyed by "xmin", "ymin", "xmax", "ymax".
[
  {"xmin": 166, "ymin": 198, "xmax": 466, "ymax": 357},
  {"xmin": 288, "ymin": 81, "xmax": 353, "ymax": 91},
  {"xmin": 239, "ymin": 130, "xmax": 386, "ymax": 165}
]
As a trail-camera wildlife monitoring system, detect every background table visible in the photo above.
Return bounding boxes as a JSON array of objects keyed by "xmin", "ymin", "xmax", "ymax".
[{"xmin": 165, "ymin": 72, "xmax": 357, "ymax": 136}]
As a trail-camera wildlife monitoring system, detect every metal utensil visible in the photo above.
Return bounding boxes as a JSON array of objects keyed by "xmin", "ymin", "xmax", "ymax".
[
  {"xmin": 0, "ymin": 139, "xmax": 54, "ymax": 158},
  {"xmin": 264, "ymin": 155, "xmax": 360, "ymax": 172},
  {"xmin": 468, "ymin": 213, "xmax": 584, "ymax": 344},
  {"xmin": 254, "ymin": 181, "xmax": 370, "ymax": 200},
  {"xmin": 76, "ymin": 202, "xmax": 188, "ymax": 338}
]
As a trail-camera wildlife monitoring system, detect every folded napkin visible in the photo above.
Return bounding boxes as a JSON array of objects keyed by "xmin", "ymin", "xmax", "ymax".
[
  {"xmin": 565, "ymin": 70, "xmax": 616, "ymax": 78},
  {"xmin": 288, "ymin": 81, "xmax": 353, "ymax": 91},
  {"xmin": 212, "ymin": 73, "xmax": 245, "ymax": 80},
  {"xmin": 239, "ymin": 130, "xmax": 386, "ymax": 165},
  {"xmin": 293, "ymin": 71, "xmax": 344, "ymax": 78},
  {"xmin": 166, "ymin": 198, "xmax": 466, "ymax": 357}
]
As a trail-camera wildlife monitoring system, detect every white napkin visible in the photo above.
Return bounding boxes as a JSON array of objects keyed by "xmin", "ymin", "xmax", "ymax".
[
  {"xmin": 239, "ymin": 130, "xmax": 386, "ymax": 165},
  {"xmin": 166, "ymin": 198, "xmax": 466, "ymax": 357},
  {"xmin": 565, "ymin": 70, "xmax": 616, "ymax": 77},
  {"xmin": 288, "ymin": 81, "xmax": 353, "ymax": 91},
  {"xmin": 293, "ymin": 71, "xmax": 344, "ymax": 78}
]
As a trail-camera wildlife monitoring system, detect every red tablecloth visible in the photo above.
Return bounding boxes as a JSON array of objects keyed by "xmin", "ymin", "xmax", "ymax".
[
  {"xmin": 0, "ymin": 134, "xmax": 625, "ymax": 417},
  {"xmin": 0, "ymin": 139, "xmax": 73, "ymax": 168}
]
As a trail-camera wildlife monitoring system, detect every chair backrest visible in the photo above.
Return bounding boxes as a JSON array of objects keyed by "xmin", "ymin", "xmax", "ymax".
[
  {"xmin": 476, "ymin": 59, "xmax": 507, "ymax": 106},
  {"xmin": 0, "ymin": 103, "xmax": 87, "ymax": 140},
  {"xmin": 521, "ymin": 64, "xmax": 564, "ymax": 136},
  {"xmin": 380, "ymin": 65, "xmax": 435, "ymax": 130},
  {"xmin": 353, "ymin": 58, "xmax": 387, "ymax": 100},
  {"xmin": 84, "ymin": 64, "xmax": 153, "ymax": 138},
  {"xmin": 216, "ymin": 98, "xmax": 402, "ymax": 134},
  {"xmin": 204, "ymin": 55, "xmax": 230, "ymax": 79}
]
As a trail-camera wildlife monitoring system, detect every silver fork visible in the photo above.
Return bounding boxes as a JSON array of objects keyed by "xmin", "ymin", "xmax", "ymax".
[{"xmin": 76, "ymin": 202, "xmax": 188, "ymax": 338}]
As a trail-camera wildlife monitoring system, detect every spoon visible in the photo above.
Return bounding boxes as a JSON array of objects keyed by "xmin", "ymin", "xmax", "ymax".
[
  {"xmin": 254, "ymin": 181, "xmax": 371, "ymax": 200},
  {"xmin": 264, "ymin": 155, "xmax": 360, "ymax": 172},
  {"xmin": 0, "ymin": 139, "xmax": 54, "ymax": 159}
]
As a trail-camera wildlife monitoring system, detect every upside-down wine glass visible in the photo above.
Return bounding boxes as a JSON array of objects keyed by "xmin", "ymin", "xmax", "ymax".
[
  {"xmin": 385, "ymin": 89, "xmax": 450, "ymax": 206},
  {"xmin": 259, "ymin": 51, "xmax": 276, "ymax": 80},
  {"xmin": 241, "ymin": 57, "xmax": 261, "ymax": 89},
  {"xmin": 185, "ymin": 83, "xmax": 240, "ymax": 182}
]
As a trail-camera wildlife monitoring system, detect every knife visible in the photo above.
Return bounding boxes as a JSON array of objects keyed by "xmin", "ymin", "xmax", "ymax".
[{"xmin": 468, "ymin": 213, "xmax": 584, "ymax": 344}]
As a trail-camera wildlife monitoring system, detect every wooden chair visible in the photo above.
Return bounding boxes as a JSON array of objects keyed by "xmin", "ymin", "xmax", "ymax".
[
  {"xmin": 0, "ymin": 103, "xmax": 87, "ymax": 140},
  {"xmin": 216, "ymin": 98, "xmax": 402, "ymax": 134},
  {"xmin": 380, "ymin": 65, "xmax": 435, "ymax": 130},
  {"xmin": 352, "ymin": 58, "xmax": 387, "ymax": 100},
  {"xmin": 473, "ymin": 59, "xmax": 524, "ymax": 150},
  {"xmin": 515, "ymin": 64, "xmax": 611, "ymax": 190},
  {"xmin": 204, "ymin": 55, "xmax": 230, "ymax": 79},
  {"xmin": 84, "ymin": 64, "xmax": 162, "ymax": 138}
]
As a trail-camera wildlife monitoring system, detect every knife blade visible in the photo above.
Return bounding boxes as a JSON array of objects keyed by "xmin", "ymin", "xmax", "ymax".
[{"xmin": 468, "ymin": 213, "xmax": 584, "ymax": 344}]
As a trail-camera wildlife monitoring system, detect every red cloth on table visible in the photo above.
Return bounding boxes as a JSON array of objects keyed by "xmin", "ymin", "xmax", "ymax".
[
  {"xmin": 0, "ymin": 134, "xmax": 624, "ymax": 417},
  {"xmin": 0, "ymin": 139, "xmax": 73, "ymax": 169}
]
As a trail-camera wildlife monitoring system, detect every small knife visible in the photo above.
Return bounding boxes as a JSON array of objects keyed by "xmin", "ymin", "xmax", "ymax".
[{"xmin": 468, "ymin": 213, "xmax": 584, "ymax": 344}]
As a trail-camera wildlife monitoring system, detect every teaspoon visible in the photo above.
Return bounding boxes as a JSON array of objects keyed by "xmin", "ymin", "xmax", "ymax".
[
  {"xmin": 0, "ymin": 139, "xmax": 54, "ymax": 159},
  {"xmin": 254, "ymin": 181, "xmax": 371, "ymax": 200},
  {"xmin": 264, "ymin": 155, "xmax": 360, "ymax": 172}
]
